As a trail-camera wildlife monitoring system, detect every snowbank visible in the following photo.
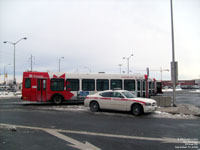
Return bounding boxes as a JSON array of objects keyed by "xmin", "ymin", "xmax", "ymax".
[{"xmin": 0, "ymin": 91, "xmax": 21, "ymax": 98}]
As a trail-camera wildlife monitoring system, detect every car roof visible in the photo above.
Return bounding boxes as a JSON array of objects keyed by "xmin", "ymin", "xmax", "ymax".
[{"xmin": 99, "ymin": 90, "xmax": 128, "ymax": 93}]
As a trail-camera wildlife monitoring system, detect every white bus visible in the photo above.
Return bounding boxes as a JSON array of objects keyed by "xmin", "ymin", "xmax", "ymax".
[{"xmin": 65, "ymin": 73, "xmax": 157, "ymax": 100}]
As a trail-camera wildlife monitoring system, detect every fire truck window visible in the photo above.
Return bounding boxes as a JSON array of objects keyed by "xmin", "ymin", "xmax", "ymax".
[
  {"xmin": 25, "ymin": 78, "xmax": 31, "ymax": 88},
  {"xmin": 66, "ymin": 79, "xmax": 79, "ymax": 91},
  {"xmin": 111, "ymin": 79, "xmax": 122, "ymax": 90},
  {"xmin": 124, "ymin": 80, "xmax": 135, "ymax": 91},
  {"xmin": 82, "ymin": 79, "xmax": 95, "ymax": 91},
  {"xmin": 50, "ymin": 79, "xmax": 64, "ymax": 91},
  {"xmin": 97, "ymin": 79, "xmax": 109, "ymax": 91}
]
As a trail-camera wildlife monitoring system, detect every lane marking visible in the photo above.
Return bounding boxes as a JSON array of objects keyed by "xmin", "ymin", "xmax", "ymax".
[
  {"xmin": 44, "ymin": 129, "xmax": 101, "ymax": 150},
  {"xmin": 1, "ymin": 123, "xmax": 198, "ymax": 145}
]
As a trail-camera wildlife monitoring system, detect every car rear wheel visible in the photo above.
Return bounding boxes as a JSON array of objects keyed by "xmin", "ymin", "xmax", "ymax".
[
  {"xmin": 90, "ymin": 101, "xmax": 99, "ymax": 112},
  {"xmin": 132, "ymin": 104, "xmax": 143, "ymax": 116}
]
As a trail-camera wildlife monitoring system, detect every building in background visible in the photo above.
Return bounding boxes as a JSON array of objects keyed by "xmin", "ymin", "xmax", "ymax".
[{"xmin": 162, "ymin": 79, "xmax": 200, "ymax": 89}]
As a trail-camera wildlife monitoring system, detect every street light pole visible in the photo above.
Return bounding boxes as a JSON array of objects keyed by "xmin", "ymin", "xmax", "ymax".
[
  {"xmin": 170, "ymin": 0, "xmax": 176, "ymax": 106},
  {"xmin": 59, "ymin": 57, "xmax": 64, "ymax": 72},
  {"xmin": 4, "ymin": 64, "xmax": 11, "ymax": 84},
  {"xmin": 123, "ymin": 54, "xmax": 133, "ymax": 74},
  {"xmin": 3, "ymin": 37, "xmax": 27, "ymax": 84},
  {"xmin": 118, "ymin": 64, "xmax": 122, "ymax": 74}
]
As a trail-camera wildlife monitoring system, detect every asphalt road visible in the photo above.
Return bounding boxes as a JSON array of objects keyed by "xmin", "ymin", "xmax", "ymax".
[{"xmin": 0, "ymin": 96, "xmax": 200, "ymax": 150}]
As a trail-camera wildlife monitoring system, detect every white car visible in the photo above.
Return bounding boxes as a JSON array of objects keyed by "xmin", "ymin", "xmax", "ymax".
[{"xmin": 84, "ymin": 90, "xmax": 157, "ymax": 116}]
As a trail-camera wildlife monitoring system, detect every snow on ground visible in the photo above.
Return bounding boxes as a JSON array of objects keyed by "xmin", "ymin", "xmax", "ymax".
[
  {"xmin": 162, "ymin": 88, "xmax": 183, "ymax": 92},
  {"xmin": 189, "ymin": 89, "xmax": 200, "ymax": 93},
  {"xmin": 37, "ymin": 105, "xmax": 198, "ymax": 119},
  {"xmin": 152, "ymin": 111, "xmax": 197, "ymax": 119},
  {"xmin": 0, "ymin": 91, "xmax": 22, "ymax": 98},
  {"xmin": 37, "ymin": 105, "xmax": 87, "ymax": 111}
]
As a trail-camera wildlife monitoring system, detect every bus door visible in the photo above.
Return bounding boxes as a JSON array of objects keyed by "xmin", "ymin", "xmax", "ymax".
[
  {"xmin": 142, "ymin": 80, "xmax": 146, "ymax": 97},
  {"xmin": 37, "ymin": 79, "xmax": 47, "ymax": 102},
  {"xmin": 148, "ymin": 81, "xmax": 152, "ymax": 96},
  {"xmin": 136, "ymin": 80, "xmax": 142, "ymax": 97}
]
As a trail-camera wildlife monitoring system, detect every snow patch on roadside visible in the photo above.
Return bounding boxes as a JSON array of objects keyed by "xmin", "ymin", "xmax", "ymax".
[
  {"xmin": 0, "ymin": 91, "xmax": 21, "ymax": 98},
  {"xmin": 189, "ymin": 89, "xmax": 200, "ymax": 93},
  {"xmin": 38, "ymin": 105, "xmax": 88, "ymax": 111},
  {"xmin": 162, "ymin": 89, "xmax": 183, "ymax": 92},
  {"xmin": 152, "ymin": 111, "xmax": 197, "ymax": 119}
]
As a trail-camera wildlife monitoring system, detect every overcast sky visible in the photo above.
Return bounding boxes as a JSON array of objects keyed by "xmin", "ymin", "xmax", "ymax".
[{"xmin": 0, "ymin": 0, "xmax": 200, "ymax": 83}]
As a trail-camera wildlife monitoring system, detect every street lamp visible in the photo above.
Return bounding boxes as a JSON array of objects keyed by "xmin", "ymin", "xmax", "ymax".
[
  {"xmin": 59, "ymin": 57, "xmax": 64, "ymax": 72},
  {"xmin": 4, "ymin": 64, "xmax": 11, "ymax": 85},
  {"xmin": 123, "ymin": 54, "xmax": 133, "ymax": 74},
  {"xmin": 118, "ymin": 64, "xmax": 122, "ymax": 74},
  {"xmin": 170, "ymin": 0, "xmax": 177, "ymax": 107},
  {"xmin": 3, "ymin": 37, "xmax": 27, "ymax": 84}
]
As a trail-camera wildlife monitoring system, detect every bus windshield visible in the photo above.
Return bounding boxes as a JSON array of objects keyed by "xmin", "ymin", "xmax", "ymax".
[{"xmin": 122, "ymin": 92, "xmax": 137, "ymax": 98}]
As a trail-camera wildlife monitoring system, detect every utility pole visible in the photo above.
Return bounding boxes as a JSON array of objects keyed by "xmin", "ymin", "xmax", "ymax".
[
  {"xmin": 31, "ymin": 54, "xmax": 33, "ymax": 71},
  {"xmin": 123, "ymin": 54, "xmax": 133, "ymax": 74},
  {"xmin": 118, "ymin": 64, "xmax": 122, "ymax": 74},
  {"xmin": 3, "ymin": 37, "xmax": 27, "ymax": 84},
  {"xmin": 170, "ymin": 0, "xmax": 177, "ymax": 107},
  {"xmin": 29, "ymin": 54, "xmax": 34, "ymax": 71},
  {"xmin": 59, "ymin": 57, "xmax": 64, "ymax": 72}
]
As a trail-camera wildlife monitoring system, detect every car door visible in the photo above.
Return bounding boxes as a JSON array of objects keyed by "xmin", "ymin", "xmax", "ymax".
[
  {"xmin": 110, "ymin": 92, "xmax": 127, "ymax": 111},
  {"xmin": 99, "ymin": 92, "xmax": 113, "ymax": 109}
]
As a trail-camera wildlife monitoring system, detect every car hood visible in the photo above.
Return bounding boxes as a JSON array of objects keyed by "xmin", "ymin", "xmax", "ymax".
[{"xmin": 130, "ymin": 97, "xmax": 156, "ymax": 103}]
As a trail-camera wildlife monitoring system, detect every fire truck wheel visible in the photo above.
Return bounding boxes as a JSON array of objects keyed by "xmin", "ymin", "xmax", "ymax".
[{"xmin": 53, "ymin": 95, "xmax": 63, "ymax": 105}]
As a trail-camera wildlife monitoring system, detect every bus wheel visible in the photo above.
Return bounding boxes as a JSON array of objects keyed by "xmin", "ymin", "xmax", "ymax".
[
  {"xmin": 132, "ymin": 104, "xmax": 143, "ymax": 116},
  {"xmin": 90, "ymin": 101, "xmax": 99, "ymax": 112},
  {"xmin": 53, "ymin": 95, "xmax": 63, "ymax": 105}
]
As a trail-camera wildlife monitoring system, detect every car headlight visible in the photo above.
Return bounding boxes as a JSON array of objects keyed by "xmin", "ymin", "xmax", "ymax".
[{"xmin": 145, "ymin": 103, "xmax": 152, "ymax": 106}]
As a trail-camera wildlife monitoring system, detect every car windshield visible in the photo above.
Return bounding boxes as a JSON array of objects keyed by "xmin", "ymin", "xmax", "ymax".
[{"xmin": 122, "ymin": 92, "xmax": 136, "ymax": 98}]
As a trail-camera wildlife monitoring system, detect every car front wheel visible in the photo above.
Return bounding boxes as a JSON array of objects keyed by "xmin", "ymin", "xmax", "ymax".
[
  {"xmin": 90, "ymin": 101, "xmax": 99, "ymax": 112},
  {"xmin": 132, "ymin": 104, "xmax": 143, "ymax": 116}
]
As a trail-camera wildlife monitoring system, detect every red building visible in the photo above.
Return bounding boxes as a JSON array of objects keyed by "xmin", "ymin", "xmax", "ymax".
[{"xmin": 162, "ymin": 80, "xmax": 196, "ymax": 87}]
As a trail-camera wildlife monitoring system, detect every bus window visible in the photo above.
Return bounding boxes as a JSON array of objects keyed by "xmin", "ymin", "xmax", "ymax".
[
  {"xmin": 152, "ymin": 82, "xmax": 155, "ymax": 89},
  {"xmin": 124, "ymin": 80, "xmax": 135, "ymax": 91},
  {"xmin": 149, "ymin": 82, "xmax": 152, "ymax": 89},
  {"xmin": 43, "ymin": 80, "xmax": 46, "ymax": 90},
  {"xmin": 143, "ymin": 80, "xmax": 146, "ymax": 91},
  {"xmin": 82, "ymin": 79, "xmax": 95, "ymax": 91},
  {"xmin": 97, "ymin": 79, "xmax": 109, "ymax": 91},
  {"xmin": 50, "ymin": 79, "xmax": 64, "ymax": 91},
  {"xmin": 111, "ymin": 79, "xmax": 122, "ymax": 90},
  {"xmin": 25, "ymin": 78, "xmax": 31, "ymax": 88},
  {"xmin": 67, "ymin": 79, "xmax": 79, "ymax": 91}
]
